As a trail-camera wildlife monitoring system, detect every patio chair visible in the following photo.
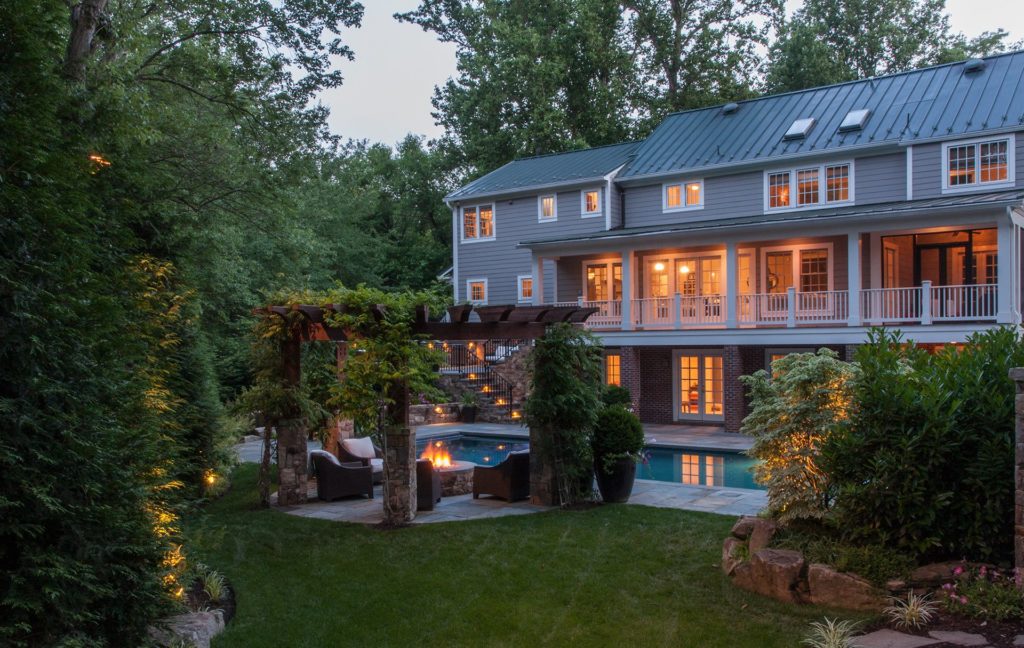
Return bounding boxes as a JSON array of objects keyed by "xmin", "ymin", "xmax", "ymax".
[
  {"xmin": 338, "ymin": 437, "xmax": 384, "ymax": 484},
  {"xmin": 417, "ymin": 459, "xmax": 443, "ymax": 511},
  {"xmin": 473, "ymin": 450, "xmax": 530, "ymax": 502},
  {"xmin": 310, "ymin": 450, "xmax": 373, "ymax": 501}
]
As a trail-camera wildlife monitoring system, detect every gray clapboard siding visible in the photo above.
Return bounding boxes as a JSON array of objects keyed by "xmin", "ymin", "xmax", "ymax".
[
  {"xmin": 913, "ymin": 132, "xmax": 1024, "ymax": 199},
  {"xmin": 609, "ymin": 182, "xmax": 623, "ymax": 228},
  {"xmin": 854, "ymin": 153, "xmax": 906, "ymax": 204}
]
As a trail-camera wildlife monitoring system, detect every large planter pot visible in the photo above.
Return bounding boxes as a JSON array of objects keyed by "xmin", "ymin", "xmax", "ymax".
[
  {"xmin": 595, "ymin": 456, "xmax": 637, "ymax": 503},
  {"xmin": 460, "ymin": 405, "xmax": 477, "ymax": 423}
]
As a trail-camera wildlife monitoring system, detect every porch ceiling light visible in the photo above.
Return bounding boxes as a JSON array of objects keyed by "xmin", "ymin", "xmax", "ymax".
[
  {"xmin": 679, "ymin": 264, "xmax": 691, "ymax": 274},
  {"xmin": 654, "ymin": 262, "xmax": 666, "ymax": 272}
]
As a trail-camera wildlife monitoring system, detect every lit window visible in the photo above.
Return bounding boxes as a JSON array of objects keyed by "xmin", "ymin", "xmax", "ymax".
[
  {"xmin": 768, "ymin": 172, "xmax": 790, "ymax": 208},
  {"xmin": 605, "ymin": 353, "xmax": 621, "ymax": 386},
  {"xmin": 517, "ymin": 275, "xmax": 533, "ymax": 302},
  {"xmin": 799, "ymin": 249, "xmax": 829, "ymax": 293},
  {"xmin": 664, "ymin": 180, "xmax": 703, "ymax": 211},
  {"xmin": 539, "ymin": 195, "xmax": 557, "ymax": 221},
  {"xmin": 797, "ymin": 168, "xmax": 819, "ymax": 206},
  {"xmin": 826, "ymin": 164, "xmax": 849, "ymax": 202},
  {"xmin": 944, "ymin": 137, "xmax": 1012, "ymax": 190},
  {"xmin": 466, "ymin": 279, "xmax": 487, "ymax": 304},
  {"xmin": 582, "ymin": 190, "xmax": 601, "ymax": 215},
  {"xmin": 461, "ymin": 204, "xmax": 495, "ymax": 241},
  {"xmin": 682, "ymin": 454, "xmax": 700, "ymax": 485}
]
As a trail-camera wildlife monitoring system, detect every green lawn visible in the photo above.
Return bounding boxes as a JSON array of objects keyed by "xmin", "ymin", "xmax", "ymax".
[{"xmin": 188, "ymin": 464, "xmax": 847, "ymax": 647}]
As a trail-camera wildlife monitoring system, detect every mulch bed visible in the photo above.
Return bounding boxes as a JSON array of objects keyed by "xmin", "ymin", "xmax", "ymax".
[
  {"xmin": 866, "ymin": 612, "xmax": 1023, "ymax": 647},
  {"xmin": 186, "ymin": 578, "xmax": 236, "ymax": 624}
]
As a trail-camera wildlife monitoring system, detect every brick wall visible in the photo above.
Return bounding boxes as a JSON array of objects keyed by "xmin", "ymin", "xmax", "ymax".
[
  {"xmin": 618, "ymin": 346, "xmax": 643, "ymax": 413},
  {"xmin": 637, "ymin": 347, "xmax": 675, "ymax": 423}
]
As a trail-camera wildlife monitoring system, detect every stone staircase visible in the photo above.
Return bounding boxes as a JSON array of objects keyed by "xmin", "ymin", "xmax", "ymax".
[{"xmin": 438, "ymin": 340, "xmax": 531, "ymax": 423}]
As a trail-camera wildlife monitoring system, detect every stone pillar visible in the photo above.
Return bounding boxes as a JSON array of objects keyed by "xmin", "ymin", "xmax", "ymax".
[
  {"xmin": 276, "ymin": 418, "xmax": 308, "ymax": 506},
  {"xmin": 529, "ymin": 426, "xmax": 558, "ymax": 506},
  {"xmin": 1011, "ymin": 367, "xmax": 1024, "ymax": 577},
  {"xmin": 383, "ymin": 427, "xmax": 417, "ymax": 523},
  {"xmin": 723, "ymin": 345, "xmax": 744, "ymax": 434}
]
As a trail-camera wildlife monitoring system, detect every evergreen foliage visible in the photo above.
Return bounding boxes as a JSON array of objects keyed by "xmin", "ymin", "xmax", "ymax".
[{"xmin": 591, "ymin": 406, "xmax": 645, "ymax": 475}]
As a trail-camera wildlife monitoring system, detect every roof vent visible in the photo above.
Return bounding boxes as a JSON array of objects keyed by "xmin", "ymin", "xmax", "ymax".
[
  {"xmin": 963, "ymin": 58, "xmax": 986, "ymax": 74},
  {"xmin": 783, "ymin": 117, "xmax": 815, "ymax": 140},
  {"xmin": 838, "ymin": 108, "xmax": 871, "ymax": 132},
  {"xmin": 722, "ymin": 102, "xmax": 739, "ymax": 115}
]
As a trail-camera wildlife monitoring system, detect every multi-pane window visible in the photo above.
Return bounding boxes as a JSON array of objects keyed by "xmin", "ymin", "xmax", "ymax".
[
  {"xmin": 768, "ymin": 172, "xmax": 790, "ymax": 208},
  {"xmin": 467, "ymin": 279, "xmax": 487, "ymax": 304},
  {"xmin": 826, "ymin": 164, "xmax": 850, "ymax": 202},
  {"xmin": 517, "ymin": 275, "xmax": 533, "ymax": 302},
  {"xmin": 663, "ymin": 180, "xmax": 703, "ymax": 211},
  {"xmin": 682, "ymin": 454, "xmax": 700, "ymax": 485},
  {"xmin": 799, "ymin": 249, "xmax": 829, "ymax": 292},
  {"xmin": 945, "ymin": 137, "xmax": 1012, "ymax": 189},
  {"xmin": 538, "ymin": 195, "xmax": 557, "ymax": 221},
  {"xmin": 767, "ymin": 163, "xmax": 852, "ymax": 209},
  {"xmin": 605, "ymin": 353, "xmax": 621, "ymax": 386},
  {"xmin": 587, "ymin": 264, "xmax": 609, "ymax": 301},
  {"xmin": 462, "ymin": 204, "xmax": 494, "ymax": 240},
  {"xmin": 797, "ymin": 168, "xmax": 819, "ymax": 206},
  {"xmin": 678, "ymin": 352, "xmax": 723, "ymax": 421},
  {"xmin": 582, "ymin": 189, "xmax": 601, "ymax": 215}
]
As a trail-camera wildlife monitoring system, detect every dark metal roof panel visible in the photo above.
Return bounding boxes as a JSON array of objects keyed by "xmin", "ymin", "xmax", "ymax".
[
  {"xmin": 446, "ymin": 141, "xmax": 640, "ymax": 201},
  {"xmin": 620, "ymin": 50, "xmax": 1024, "ymax": 180},
  {"xmin": 517, "ymin": 190, "xmax": 1024, "ymax": 248}
]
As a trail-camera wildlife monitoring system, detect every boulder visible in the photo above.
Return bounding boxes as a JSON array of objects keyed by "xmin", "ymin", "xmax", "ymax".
[
  {"xmin": 732, "ymin": 548, "xmax": 805, "ymax": 603},
  {"xmin": 148, "ymin": 610, "xmax": 225, "ymax": 648},
  {"xmin": 747, "ymin": 518, "xmax": 778, "ymax": 553},
  {"xmin": 730, "ymin": 516, "xmax": 757, "ymax": 540},
  {"xmin": 721, "ymin": 536, "xmax": 745, "ymax": 576},
  {"xmin": 807, "ymin": 563, "xmax": 886, "ymax": 611}
]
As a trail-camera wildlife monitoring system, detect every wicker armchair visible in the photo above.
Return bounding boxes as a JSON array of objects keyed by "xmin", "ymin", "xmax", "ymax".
[
  {"xmin": 310, "ymin": 450, "xmax": 373, "ymax": 501},
  {"xmin": 473, "ymin": 451, "xmax": 530, "ymax": 502},
  {"xmin": 417, "ymin": 459, "xmax": 443, "ymax": 511},
  {"xmin": 338, "ymin": 437, "xmax": 384, "ymax": 484}
]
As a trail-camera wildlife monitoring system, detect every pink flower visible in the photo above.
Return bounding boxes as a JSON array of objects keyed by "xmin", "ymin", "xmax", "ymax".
[
  {"xmin": 953, "ymin": 566, "xmax": 964, "ymax": 576},
  {"xmin": 979, "ymin": 566, "xmax": 987, "ymax": 576},
  {"xmin": 959, "ymin": 595, "xmax": 968, "ymax": 605}
]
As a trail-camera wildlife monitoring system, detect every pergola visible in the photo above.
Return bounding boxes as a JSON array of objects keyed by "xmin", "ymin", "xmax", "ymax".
[{"xmin": 254, "ymin": 302, "xmax": 598, "ymax": 522}]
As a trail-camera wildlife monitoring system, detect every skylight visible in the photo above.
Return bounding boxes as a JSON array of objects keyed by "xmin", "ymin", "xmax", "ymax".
[
  {"xmin": 838, "ymin": 108, "xmax": 871, "ymax": 132},
  {"xmin": 783, "ymin": 117, "xmax": 815, "ymax": 140}
]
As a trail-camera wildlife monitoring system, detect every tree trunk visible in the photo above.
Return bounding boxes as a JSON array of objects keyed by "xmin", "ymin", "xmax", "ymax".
[{"xmin": 64, "ymin": 0, "xmax": 109, "ymax": 81}]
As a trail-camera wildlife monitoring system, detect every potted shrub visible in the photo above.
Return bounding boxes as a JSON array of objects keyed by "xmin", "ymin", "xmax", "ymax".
[
  {"xmin": 459, "ymin": 391, "xmax": 480, "ymax": 423},
  {"xmin": 591, "ymin": 405, "xmax": 644, "ymax": 503}
]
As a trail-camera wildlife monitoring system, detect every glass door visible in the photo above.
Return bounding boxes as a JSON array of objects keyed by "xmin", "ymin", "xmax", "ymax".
[
  {"xmin": 765, "ymin": 250, "xmax": 793, "ymax": 319},
  {"xmin": 677, "ymin": 257, "xmax": 722, "ymax": 324},
  {"xmin": 644, "ymin": 259, "xmax": 672, "ymax": 325},
  {"xmin": 676, "ymin": 351, "xmax": 724, "ymax": 422}
]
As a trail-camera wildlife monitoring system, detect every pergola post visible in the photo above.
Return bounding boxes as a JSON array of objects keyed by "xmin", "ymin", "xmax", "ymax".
[
  {"xmin": 528, "ymin": 346, "xmax": 559, "ymax": 506},
  {"xmin": 383, "ymin": 377, "xmax": 417, "ymax": 524},
  {"xmin": 276, "ymin": 331, "xmax": 309, "ymax": 507},
  {"xmin": 1011, "ymin": 367, "xmax": 1024, "ymax": 578}
]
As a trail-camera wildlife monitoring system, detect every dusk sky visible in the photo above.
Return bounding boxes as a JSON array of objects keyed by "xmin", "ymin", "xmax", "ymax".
[{"xmin": 323, "ymin": 0, "xmax": 1024, "ymax": 146}]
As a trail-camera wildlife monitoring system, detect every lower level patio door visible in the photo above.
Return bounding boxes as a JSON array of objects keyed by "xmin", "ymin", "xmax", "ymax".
[{"xmin": 674, "ymin": 350, "xmax": 724, "ymax": 423}]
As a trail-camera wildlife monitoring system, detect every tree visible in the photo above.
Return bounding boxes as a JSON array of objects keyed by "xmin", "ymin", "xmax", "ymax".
[{"xmin": 765, "ymin": 0, "xmax": 1021, "ymax": 93}]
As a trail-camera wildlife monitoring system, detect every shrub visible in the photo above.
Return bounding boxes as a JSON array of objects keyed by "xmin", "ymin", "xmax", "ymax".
[
  {"xmin": 740, "ymin": 349, "xmax": 858, "ymax": 522},
  {"xmin": 802, "ymin": 618, "xmax": 860, "ymax": 648},
  {"xmin": 773, "ymin": 526, "xmax": 914, "ymax": 586},
  {"xmin": 601, "ymin": 385, "xmax": 632, "ymax": 408},
  {"xmin": 884, "ymin": 592, "xmax": 938, "ymax": 630},
  {"xmin": 941, "ymin": 565, "xmax": 1024, "ymax": 622},
  {"xmin": 591, "ymin": 406, "xmax": 644, "ymax": 474},
  {"xmin": 823, "ymin": 328, "xmax": 1024, "ymax": 561}
]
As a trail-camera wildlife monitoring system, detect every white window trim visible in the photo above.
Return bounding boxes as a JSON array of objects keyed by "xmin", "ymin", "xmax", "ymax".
[
  {"xmin": 941, "ymin": 134, "xmax": 1016, "ymax": 194},
  {"xmin": 460, "ymin": 203, "xmax": 496, "ymax": 243},
  {"xmin": 537, "ymin": 194, "xmax": 558, "ymax": 222},
  {"xmin": 516, "ymin": 274, "xmax": 534, "ymax": 303},
  {"xmin": 671, "ymin": 349, "xmax": 725, "ymax": 423},
  {"xmin": 762, "ymin": 160, "xmax": 855, "ymax": 213},
  {"xmin": 465, "ymin": 277, "xmax": 488, "ymax": 305},
  {"xmin": 638, "ymin": 252, "xmax": 725, "ymax": 297},
  {"xmin": 582, "ymin": 259, "xmax": 622, "ymax": 303},
  {"xmin": 662, "ymin": 179, "xmax": 705, "ymax": 213},
  {"xmin": 580, "ymin": 188, "xmax": 603, "ymax": 218},
  {"xmin": 759, "ymin": 242, "xmax": 835, "ymax": 295}
]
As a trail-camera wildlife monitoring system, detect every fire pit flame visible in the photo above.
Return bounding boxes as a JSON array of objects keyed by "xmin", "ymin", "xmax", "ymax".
[{"xmin": 421, "ymin": 442, "xmax": 453, "ymax": 469}]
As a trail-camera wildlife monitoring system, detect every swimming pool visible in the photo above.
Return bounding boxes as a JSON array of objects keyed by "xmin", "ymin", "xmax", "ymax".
[{"xmin": 415, "ymin": 434, "xmax": 761, "ymax": 491}]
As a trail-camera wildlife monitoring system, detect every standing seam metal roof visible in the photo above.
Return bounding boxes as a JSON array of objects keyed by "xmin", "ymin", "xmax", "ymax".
[
  {"xmin": 619, "ymin": 50, "xmax": 1024, "ymax": 180},
  {"xmin": 445, "ymin": 141, "xmax": 640, "ymax": 201}
]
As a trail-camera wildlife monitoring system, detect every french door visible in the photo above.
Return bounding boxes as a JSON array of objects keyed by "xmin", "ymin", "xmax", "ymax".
[{"xmin": 674, "ymin": 351, "xmax": 724, "ymax": 422}]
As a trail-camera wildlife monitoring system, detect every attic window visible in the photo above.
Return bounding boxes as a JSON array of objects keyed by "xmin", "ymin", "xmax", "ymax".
[
  {"xmin": 783, "ymin": 118, "xmax": 815, "ymax": 140},
  {"xmin": 838, "ymin": 109, "xmax": 870, "ymax": 132},
  {"xmin": 721, "ymin": 102, "xmax": 739, "ymax": 115}
]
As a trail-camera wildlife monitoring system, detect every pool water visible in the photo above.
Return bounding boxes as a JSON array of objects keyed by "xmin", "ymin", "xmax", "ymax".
[{"xmin": 415, "ymin": 434, "xmax": 762, "ymax": 491}]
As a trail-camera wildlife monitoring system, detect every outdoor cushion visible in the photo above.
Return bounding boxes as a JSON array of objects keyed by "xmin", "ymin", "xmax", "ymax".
[
  {"xmin": 310, "ymin": 449, "xmax": 341, "ymax": 466},
  {"xmin": 342, "ymin": 437, "xmax": 375, "ymax": 459},
  {"xmin": 369, "ymin": 458, "xmax": 384, "ymax": 472}
]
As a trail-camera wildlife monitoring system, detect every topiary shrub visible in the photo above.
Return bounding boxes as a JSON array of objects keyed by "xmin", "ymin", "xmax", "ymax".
[
  {"xmin": 591, "ymin": 405, "xmax": 644, "ymax": 474},
  {"xmin": 601, "ymin": 385, "xmax": 632, "ymax": 408}
]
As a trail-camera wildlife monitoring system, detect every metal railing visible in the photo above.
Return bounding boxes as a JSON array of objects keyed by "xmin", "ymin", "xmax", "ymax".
[{"xmin": 435, "ymin": 339, "xmax": 527, "ymax": 420}]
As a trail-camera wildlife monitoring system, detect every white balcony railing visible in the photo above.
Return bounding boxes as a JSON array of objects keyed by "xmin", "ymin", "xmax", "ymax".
[
  {"xmin": 582, "ymin": 299, "xmax": 622, "ymax": 328},
  {"xmin": 932, "ymin": 284, "xmax": 998, "ymax": 321},
  {"xmin": 736, "ymin": 289, "xmax": 849, "ymax": 326},
  {"xmin": 860, "ymin": 286, "xmax": 923, "ymax": 323},
  {"xmin": 632, "ymin": 295, "xmax": 726, "ymax": 329}
]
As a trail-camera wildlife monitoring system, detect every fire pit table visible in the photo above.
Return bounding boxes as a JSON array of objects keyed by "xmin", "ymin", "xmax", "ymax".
[{"xmin": 435, "ymin": 460, "xmax": 474, "ymax": 497}]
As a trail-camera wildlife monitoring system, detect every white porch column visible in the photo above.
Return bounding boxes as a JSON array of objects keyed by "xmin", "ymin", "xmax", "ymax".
[
  {"xmin": 997, "ymin": 216, "xmax": 1015, "ymax": 324},
  {"xmin": 621, "ymin": 250, "xmax": 633, "ymax": 331},
  {"xmin": 847, "ymin": 232, "xmax": 861, "ymax": 326},
  {"xmin": 725, "ymin": 241, "xmax": 738, "ymax": 328},
  {"xmin": 531, "ymin": 253, "xmax": 545, "ymax": 306}
]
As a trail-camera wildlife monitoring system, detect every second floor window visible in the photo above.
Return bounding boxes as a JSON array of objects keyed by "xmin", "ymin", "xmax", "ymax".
[
  {"xmin": 517, "ymin": 275, "xmax": 533, "ymax": 302},
  {"xmin": 582, "ymin": 189, "xmax": 602, "ymax": 216},
  {"xmin": 538, "ymin": 195, "xmax": 557, "ymax": 221},
  {"xmin": 663, "ymin": 180, "xmax": 703, "ymax": 212},
  {"xmin": 466, "ymin": 279, "xmax": 488, "ymax": 304},
  {"xmin": 944, "ymin": 136, "xmax": 1013, "ymax": 190},
  {"xmin": 462, "ymin": 204, "xmax": 494, "ymax": 241},
  {"xmin": 766, "ymin": 162, "xmax": 852, "ymax": 210}
]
